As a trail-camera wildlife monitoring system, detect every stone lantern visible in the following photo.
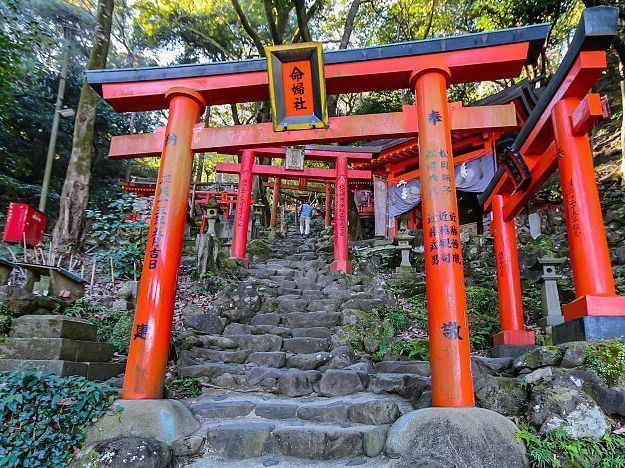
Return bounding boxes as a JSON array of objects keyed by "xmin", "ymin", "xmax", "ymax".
[
  {"xmin": 530, "ymin": 256, "xmax": 567, "ymax": 329},
  {"xmin": 395, "ymin": 220, "xmax": 415, "ymax": 272},
  {"xmin": 204, "ymin": 197, "xmax": 220, "ymax": 236},
  {"xmin": 252, "ymin": 203, "xmax": 265, "ymax": 238},
  {"xmin": 253, "ymin": 203, "xmax": 265, "ymax": 223}
]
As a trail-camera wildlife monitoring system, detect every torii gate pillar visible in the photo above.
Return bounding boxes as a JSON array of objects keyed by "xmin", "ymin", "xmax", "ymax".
[
  {"xmin": 270, "ymin": 177, "xmax": 280, "ymax": 228},
  {"xmin": 552, "ymin": 98, "xmax": 625, "ymax": 322},
  {"xmin": 413, "ymin": 68, "xmax": 474, "ymax": 407},
  {"xmin": 490, "ymin": 195, "xmax": 535, "ymax": 346},
  {"xmin": 123, "ymin": 87, "xmax": 205, "ymax": 399},
  {"xmin": 329, "ymin": 155, "xmax": 351, "ymax": 273},
  {"xmin": 231, "ymin": 150, "xmax": 254, "ymax": 265},
  {"xmin": 325, "ymin": 182, "xmax": 332, "ymax": 227}
]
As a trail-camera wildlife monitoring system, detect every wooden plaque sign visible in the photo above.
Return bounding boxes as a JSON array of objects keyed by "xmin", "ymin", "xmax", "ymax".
[
  {"xmin": 266, "ymin": 42, "xmax": 328, "ymax": 132},
  {"xmin": 285, "ymin": 146, "xmax": 305, "ymax": 170}
]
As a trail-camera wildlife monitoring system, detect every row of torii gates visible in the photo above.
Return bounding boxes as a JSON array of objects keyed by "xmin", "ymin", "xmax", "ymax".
[{"xmin": 88, "ymin": 7, "xmax": 624, "ymax": 406}]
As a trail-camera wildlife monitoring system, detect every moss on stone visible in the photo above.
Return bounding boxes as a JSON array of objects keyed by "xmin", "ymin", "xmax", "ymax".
[
  {"xmin": 584, "ymin": 340, "xmax": 625, "ymax": 387},
  {"xmin": 246, "ymin": 239, "xmax": 271, "ymax": 259}
]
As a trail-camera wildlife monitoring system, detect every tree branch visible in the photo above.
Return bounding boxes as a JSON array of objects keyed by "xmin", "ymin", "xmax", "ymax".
[
  {"xmin": 421, "ymin": 0, "xmax": 436, "ymax": 39},
  {"xmin": 612, "ymin": 34, "xmax": 625, "ymax": 69},
  {"xmin": 231, "ymin": 0, "xmax": 266, "ymax": 56},
  {"xmin": 263, "ymin": 0, "xmax": 282, "ymax": 44},
  {"xmin": 339, "ymin": 0, "xmax": 365, "ymax": 49},
  {"xmin": 293, "ymin": 0, "xmax": 313, "ymax": 42}
]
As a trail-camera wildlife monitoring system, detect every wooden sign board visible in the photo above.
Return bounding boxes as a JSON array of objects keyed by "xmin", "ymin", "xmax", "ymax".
[
  {"xmin": 266, "ymin": 42, "xmax": 328, "ymax": 132},
  {"xmin": 285, "ymin": 146, "xmax": 305, "ymax": 170}
]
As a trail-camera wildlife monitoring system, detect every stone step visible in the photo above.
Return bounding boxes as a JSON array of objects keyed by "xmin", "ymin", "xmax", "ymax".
[
  {"xmin": 0, "ymin": 359, "xmax": 124, "ymax": 381},
  {"xmin": 0, "ymin": 337, "xmax": 113, "ymax": 362},
  {"xmin": 229, "ymin": 334, "xmax": 283, "ymax": 352},
  {"xmin": 186, "ymin": 392, "xmax": 406, "ymax": 460},
  {"xmin": 282, "ymin": 312, "xmax": 341, "ymax": 329},
  {"xmin": 198, "ymin": 421, "xmax": 388, "ymax": 460},
  {"xmin": 10, "ymin": 315, "xmax": 97, "ymax": 341},
  {"xmin": 246, "ymin": 352, "xmax": 287, "ymax": 368},
  {"xmin": 283, "ymin": 337, "xmax": 330, "ymax": 354},
  {"xmin": 368, "ymin": 372, "xmax": 431, "ymax": 399},
  {"xmin": 374, "ymin": 360, "xmax": 431, "ymax": 376},
  {"xmin": 179, "ymin": 362, "xmax": 247, "ymax": 379},
  {"xmin": 187, "ymin": 348, "xmax": 250, "ymax": 364},
  {"xmin": 291, "ymin": 327, "xmax": 333, "ymax": 338}
]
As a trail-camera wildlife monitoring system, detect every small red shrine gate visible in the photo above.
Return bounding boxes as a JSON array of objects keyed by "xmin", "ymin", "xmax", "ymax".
[
  {"xmin": 214, "ymin": 146, "xmax": 372, "ymax": 272},
  {"xmin": 87, "ymin": 9, "xmax": 619, "ymax": 406}
]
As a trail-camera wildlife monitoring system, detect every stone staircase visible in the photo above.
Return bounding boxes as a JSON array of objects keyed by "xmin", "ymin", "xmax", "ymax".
[{"xmin": 175, "ymin": 233, "xmax": 434, "ymax": 465}]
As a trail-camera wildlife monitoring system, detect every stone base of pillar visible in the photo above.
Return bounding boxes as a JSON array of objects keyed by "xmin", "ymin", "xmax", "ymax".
[
  {"xmin": 492, "ymin": 329, "xmax": 535, "ymax": 346},
  {"xmin": 329, "ymin": 259, "xmax": 352, "ymax": 274},
  {"xmin": 563, "ymin": 295, "xmax": 625, "ymax": 321},
  {"xmin": 489, "ymin": 344, "xmax": 536, "ymax": 359},
  {"xmin": 553, "ymin": 316, "xmax": 625, "ymax": 344}
]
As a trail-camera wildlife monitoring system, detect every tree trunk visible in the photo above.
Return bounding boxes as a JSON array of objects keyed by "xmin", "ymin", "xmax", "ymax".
[
  {"xmin": 53, "ymin": 0, "xmax": 115, "ymax": 251},
  {"xmin": 610, "ymin": 32, "xmax": 625, "ymax": 185}
]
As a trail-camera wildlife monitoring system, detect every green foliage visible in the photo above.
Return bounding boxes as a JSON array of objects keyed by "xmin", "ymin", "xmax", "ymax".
[
  {"xmin": 0, "ymin": 368, "xmax": 116, "ymax": 467},
  {"xmin": 390, "ymin": 339, "xmax": 430, "ymax": 360},
  {"xmin": 523, "ymin": 237, "xmax": 556, "ymax": 257},
  {"xmin": 407, "ymin": 287, "xmax": 499, "ymax": 351},
  {"xmin": 584, "ymin": 341, "xmax": 625, "ymax": 387},
  {"xmin": 196, "ymin": 271, "xmax": 227, "ymax": 294},
  {"xmin": 343, "ymin": 306, "xmax": 416, "ymax": 361},
  {"xmin": 0, "ymin": 314, "xmax": 11, "ymax": 335},
  {"xmin": 516, "ymin": 423, "xmax": 625, "ymax": 468},
  {"xmin": 169, "ymin": 377, "xmax": 202, "ymax": 398},
  {"xmin": 61, "ymin": 299, "xmax": 132, "ymax": 354},
  {"xmin": 522, "ymin": 280, "xmax": 544, "ymax": 324},
  {"xmin": 465, "ymin": 286, "xmax": 500, "ymax": 351},
  {"xmin": 86, "ymin": 193, "xmax": 150, "ymax": 280}
]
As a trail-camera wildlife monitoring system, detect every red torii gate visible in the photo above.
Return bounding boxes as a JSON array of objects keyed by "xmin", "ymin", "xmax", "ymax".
[
  {"xmin": 479, "ymin": 7, "xmax": 623, "ymax": 345},
  {"xmin": 215, "ymin": 148, "xmax": 372, "ymax": 272},
  {"xmin": 89, "ymin": 20, "xmax": 548, "ymax": 403}
]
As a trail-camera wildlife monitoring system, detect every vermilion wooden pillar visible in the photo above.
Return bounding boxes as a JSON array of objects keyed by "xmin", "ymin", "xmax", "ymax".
[
  {"xmin": 325, "ymin": 182, "xmax": 332, "ymax": 227},
  {"xmin": 123, "ymin": 87, "xmax": 205, "ymax": 399},
  {"xmin": 231, "ymin": 150, "xmax": 254, "ymax": 264},
  {"xmin": 490, "ymin": 194, "xmax": 535, "ymax": 345},
  {"xmin": 330, "ymin": 155, "xmax": 351, "ymax": 273},
  {"xmin": 413, "ymin": 68, "xmax": 474, "ymax": 407},
  {"xmin": 270, "ymin": 177, "xmax": 280, "ymax": 228},
  {"xmin": 552, "ymin": 98, "xmax": 625, "ymax": 320}
]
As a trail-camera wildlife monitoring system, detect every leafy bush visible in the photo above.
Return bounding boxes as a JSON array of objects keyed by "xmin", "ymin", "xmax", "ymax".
[
  {"xmin": 196, "ymin": 271, "xmax": 227, "ymax": 294},
  {"xmin": 0, "ymin": 368, "xmax": 116, "ymax": 467},
  {"xmin": 523, "ymin": 237, "xmax": 556, "ymax": 257},
  {"xmin": 585, "ymin": 341, "xmax": 625, "ymax": 387},
  {"xmin": 406, "ymin": 287, "xmax": 499, "ymax": 351},
  {"xmin": 465, "ymin": 286, "xmax": 500, "ymax": 351},
  {"xmin": 522, "ymin": 280, "xmax": 544, "ymax": 325},
  {"xmin": 169, "ymin": 377, "xmax": 203, "ymax": 398},
  {"xmin": 390, "ymin": 339, "xmax": 430, "ymax": 360},
  {"xmin": 343, "ymin": 306, "xmax": 416, "ymax": 361},
  {"xmin": 86, "ymin": 193, "xmax": 150, "ymax": 279},
  {"xmin": 0, "ymin": 314, "xmax": 11, "ymax": 335},
  {"xmin": 61, "ymin": 299, "xmax": 132, "ymax": 354},
  {"xmin": 516, "ymin": 424, "xmax": 625, "ymax": 468}
]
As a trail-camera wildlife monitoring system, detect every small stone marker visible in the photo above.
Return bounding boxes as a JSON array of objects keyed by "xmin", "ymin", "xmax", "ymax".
[{"xmin": 529, "ymin": 213, "xmax": 541, "ymax": 239}]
